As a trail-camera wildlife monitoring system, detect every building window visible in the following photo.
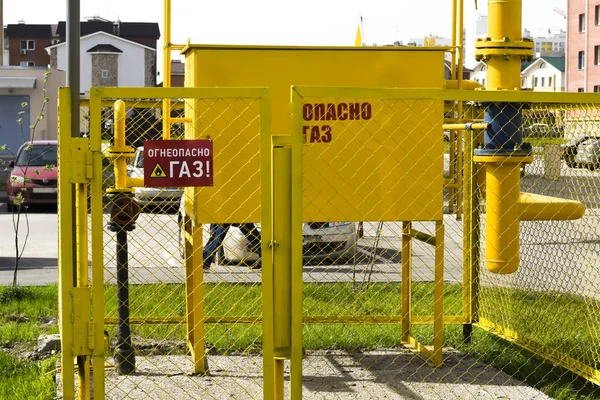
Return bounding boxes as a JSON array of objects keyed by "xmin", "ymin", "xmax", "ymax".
[
  {"xmin": 102, "ymin": 70, "xmax": 108, "ymax": 79},
  {"xmin": 540, "ymin": 62, "xmax": 546, "ymax": 69},
  {"xmin": 19, "ymin": 61, "xmax": 34, "ymax": 67},
  {"xmin": 595, "ymin": 45, "xmax": 600, "ymax": 66},
  {"xmin": 19, "ymin": 40, "xmax": 35, "ymax": 51},
  {"xmin": 541, "ymin": 77, "xmax": 545, "ymax": 87},
  {"xmin": 482, "ymin": 79, "xmax": 485, "ymax": 86},
  {"xmin": 596, "ymin": 5, "xmax": 600, "ymax": 26},
  {"xmin": 579, "ymin": 13, "xmax": 586, "ymax": 32},
  {"xmin": 594, "ymin": 86, "xmax": 600, "ymax": 92},
  {"xmin": 579, "ymin": 51, "xmax": 586, "ymax": 70},
  {"xmin": 578, "ymin": 88, "xmax": 585, "ymax": 92},
  {"xmin": 549, "ymin": 77, "xmax": 552, "ymax": 87},
  {"xmin": 534, "ymin": 77, "xmax": 538, "ymax": 87}
]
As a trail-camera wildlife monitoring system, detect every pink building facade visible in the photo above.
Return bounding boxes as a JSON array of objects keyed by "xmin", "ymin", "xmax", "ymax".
[{"xmin": 567, "ymin": 0, "xmax": 600, "ymax": 92}]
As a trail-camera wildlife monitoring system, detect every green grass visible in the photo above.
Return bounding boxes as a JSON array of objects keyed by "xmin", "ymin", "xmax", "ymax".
[
  {"xmin": 2, "ymin": 283, "xmax": 599, "ymax": 399},
  {"xmin": 0, "ymin": 351, "xmax": 58, "ymax": 400},
  {"xmin": 0, "ymin": 286, "xmax": 59, "ymax": 400}
]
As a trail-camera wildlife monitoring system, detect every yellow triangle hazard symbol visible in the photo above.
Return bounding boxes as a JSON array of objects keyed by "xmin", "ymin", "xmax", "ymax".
[{"xmin": 150, "ymin": 163, "xmax": 167, "ymax": 178}]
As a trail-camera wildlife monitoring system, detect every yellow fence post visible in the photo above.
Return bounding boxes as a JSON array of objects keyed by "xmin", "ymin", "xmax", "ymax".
[
  {"xmin": 433, "ymin": 220, "xmax": 444, "ymax": 367},
  {"xmin": 401, "ymin": 221, "xmax": 412, "ymax": 343},
  {"xmin": 89, "ymin": 88, "xmax": 106, "ymax": 400},
  {"xmin": 184, "ymin": 220, "xmax": 206, "ymax": 374},
  {"xmin": 290, "ymin": 88, "xmax": 304, "ymax": 399},
  {"xmin": 271, "ymin": 139, "xmax": 291, "ymax": 399},
  {"xmin": 58, "ymin": 86, "xmax": 76, "ymax": 400}
]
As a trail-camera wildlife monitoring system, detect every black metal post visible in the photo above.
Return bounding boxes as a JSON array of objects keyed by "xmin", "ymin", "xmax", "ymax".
[
  {"xmin": 462, "ymin": 324, "xmax": 473, "ymax": 344},
  {"xmin": 108, "ymin": 195, "xmax": 140, "ymax": 375},
  {"xmin": 114, "ymin": 229, "xmax": 135, "ymax": 374}
]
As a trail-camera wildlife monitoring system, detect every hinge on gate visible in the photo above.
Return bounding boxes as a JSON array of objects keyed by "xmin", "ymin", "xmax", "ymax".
[
  {"xmin": 70, "ymin": 138, "xmax": 92, "ymax": 183},
  {"xmin": 71, "ymin": 287, "xmax": 92, "ymax": 356},
  {"xmin": 88, "ymin": 322, "xmax": 95, "ymax": 350}
]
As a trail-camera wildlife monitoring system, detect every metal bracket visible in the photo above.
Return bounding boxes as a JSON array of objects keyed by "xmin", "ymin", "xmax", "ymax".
[
  {"xmin": 70, "ymin": 138, "xmax": 91, "ymax": 183},
  {"xmin": 71, "ymin": 287, "xmax": 92, "ymax": 355}
]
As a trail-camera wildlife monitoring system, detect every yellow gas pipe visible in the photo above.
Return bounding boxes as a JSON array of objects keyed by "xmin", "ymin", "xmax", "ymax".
[
  {"xmin": 105, "ymin": 100, "xmax": 143, "ymax": 191},
  {"xmin": 473, "ymin": 0, "xmax": 585, "ymax": 274}
]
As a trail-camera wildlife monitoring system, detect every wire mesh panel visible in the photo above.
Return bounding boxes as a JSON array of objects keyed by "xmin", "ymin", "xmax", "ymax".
[
  {"xmin": 84, "ymin": 88, "xmax": 270, "ymax": 399},
  {"xmin": 474, "ymin": 101, "xmax": 600, "ymax": 395},
  {"xmin": 292, "ymin": 88, "xmax": 600, "ymax": 400},
  {"xmin": 63, "ymin": 86, "xmax": 600, "ymax": 399}
]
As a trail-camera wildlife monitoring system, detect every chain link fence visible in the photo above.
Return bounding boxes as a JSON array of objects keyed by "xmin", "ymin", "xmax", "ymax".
[
  {"xmin": 60, "ymin": 88, "xmax": 600, "ymax": 399},
  {"xmin": 85, "ymin": 89, "xmax": 268, "ymax": 399}
]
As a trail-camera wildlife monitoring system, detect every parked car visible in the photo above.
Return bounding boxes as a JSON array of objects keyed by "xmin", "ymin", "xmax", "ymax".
[
  {"xmin": 522, "ymin": 123, "xmax": 564, "ymax": 138},
  {"xmin": 574, "ymin": 138, "xmax": 600, "ymax": 171},
  {"xmin": 127, "ymin": 146, "xmax": 183, "ymax": 209},
  {"xmin": 178, "ymin": 197, "xmax": 358, "ymax": 265},
  {"xmin": 6, "ymin": 140, "xmax": 58, "ymax": 211},
  {"xmin": 561, "ymin": 136, "xmax": 598, "ymax": 168}
]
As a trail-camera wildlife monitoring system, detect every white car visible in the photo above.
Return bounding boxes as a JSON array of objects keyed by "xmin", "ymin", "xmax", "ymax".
[
  {"xmin": 127, "ymin": 147, "xmax": 183, "ymax": 208},
  {"xmin": 574, "ymin": 138, "xmax": 600, "ymax": 171},
  {"xmin": 178, "ymin": 198, "xmax": 357, "ymax": 265}
]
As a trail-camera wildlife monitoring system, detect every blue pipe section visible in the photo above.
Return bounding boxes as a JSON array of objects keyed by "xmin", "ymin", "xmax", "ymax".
[{"xmin": 475, "ymin": 102, "xmax": 530, "ymax": 156}]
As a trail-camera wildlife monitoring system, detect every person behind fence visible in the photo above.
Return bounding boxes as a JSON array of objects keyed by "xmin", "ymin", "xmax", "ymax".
[{"xmin": 203, "ymin": 223, "xmax": 261, "ymax": 270}]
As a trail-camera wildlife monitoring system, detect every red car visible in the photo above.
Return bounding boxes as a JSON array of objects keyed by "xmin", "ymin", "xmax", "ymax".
[{"xmin": 6, "ymin": 140, "xmax": 58, "ymax": 211}]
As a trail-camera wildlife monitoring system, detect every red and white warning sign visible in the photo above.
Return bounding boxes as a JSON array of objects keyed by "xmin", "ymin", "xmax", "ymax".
[{"xmin": 143, "ymin": 140, "xmax": 213, "ymax": 187}]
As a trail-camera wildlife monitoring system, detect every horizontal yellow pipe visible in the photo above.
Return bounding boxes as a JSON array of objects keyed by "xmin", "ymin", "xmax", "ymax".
[
  {"xmin": 127, "ymin": 177, "xmax": 144, "ymax": 188},
  {"xmin": 443, "ymin": 123, "xmax": 489, "ymax": 131},
  {"xmin": 519, "ymin": 193, "xmax": 585, "ymax": 221},
  {"xmin": 104, "ymin": 315, "xmax": 466, "ymax": 325},
  {"xmin": 170, "ymin": 117, "xmax": 192, "ymax": 124},
  {"xmin": 445, "ymin": 80, "xmax": 484, "ymax": 90}
]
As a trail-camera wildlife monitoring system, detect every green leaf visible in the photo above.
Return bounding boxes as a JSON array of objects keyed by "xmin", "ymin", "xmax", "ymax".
[{"xmin": 44, "ymin": 164, "xmax": 55, "ymax": 171}]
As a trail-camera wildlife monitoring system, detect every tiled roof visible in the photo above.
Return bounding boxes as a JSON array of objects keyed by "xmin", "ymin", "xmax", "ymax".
[
  {"xmin": 119, "ymin": 22, "xmax": 160, "ymax": 38},
  {"xmin": 87, "ymin": 44, "xmax": 123, "ymax": 53},
  {"xmin": 6, "ymin": 24, "xmax": 52, "ymax": 38},
  {"xmin": 56, "ymin": 21, "xmax": 113, "ymax": 36},
  {"xmin": 56, "ymin": 21, "xmax": 159, "ymax": 38}
]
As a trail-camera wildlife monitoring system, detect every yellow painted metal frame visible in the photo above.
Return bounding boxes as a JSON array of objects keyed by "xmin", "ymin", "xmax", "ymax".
[
  {"xmin": 62, "ymin": 87, "xmax": 272, "ymax": 395},
  {"xmin": 59, "ymin": 87, "xmax": 106, "ymax": 400},
  {"xmin": 62, "ymin": 84, "xmax": 600, "ymax": 398},
  {"xmin": 477, "ymin": 318, "xmax": 600, "ymax": 386},
  {"xmin": 292, "ymin": 85, "xmax": 448, "ymax": 374}
]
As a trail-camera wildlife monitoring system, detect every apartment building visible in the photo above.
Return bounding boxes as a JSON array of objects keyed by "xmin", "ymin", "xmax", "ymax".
[{"xmin": 567, "ymin": 0, "xmax": 600, "ymax": 91}]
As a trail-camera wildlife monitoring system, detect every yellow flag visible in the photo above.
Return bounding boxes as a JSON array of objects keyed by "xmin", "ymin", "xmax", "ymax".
[{"xmin": 354, "ymin": 23, "xmax": 362, "ymax": 46}]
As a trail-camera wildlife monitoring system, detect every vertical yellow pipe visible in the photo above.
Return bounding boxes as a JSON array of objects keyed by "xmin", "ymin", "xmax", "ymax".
[
  {"xmin": 290, "ymin": 89, "xmax": 304, "ymax": 400},
  {"xmin": 484, "ymin": 159, "xmax": 522, "ymax": 274},
  {"xmin": 462, "ymin": 129, "xmax": 472, "ymax": 323},
  {"xmin": 58, "ymin": 87, "xmax": 75, "ymax": 400},
  {"xmin": 162, "ymin": 0, "xmax": 172, "ymax": 140},
  {"xmin": 401, "ymin": 221, "xmax": 412, "ymax": 343},
  {"xmin": 113, "ymin": 100, "xmax": 127, "ymax": 189},
  {"xmin": 451, "ymin": 0, "xmax": 457, "ymax": 81},
  {"xmin": 433, "ymin": 221, "xmax": 444, "ymax": 367},
  {"xmin": 76, "ymin": 183, "xmax": 90, "ymax": 400},
  {"xmin": 486, "ymin": 0, "xmax": 522, "ymax": 90},
  {"xmin": 89, "ymin": 91, "xmax": 106, "ymax": 400},
  {"xmin": 456, "ymin": 0, "xmax": 464, "ymax": 219}
]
